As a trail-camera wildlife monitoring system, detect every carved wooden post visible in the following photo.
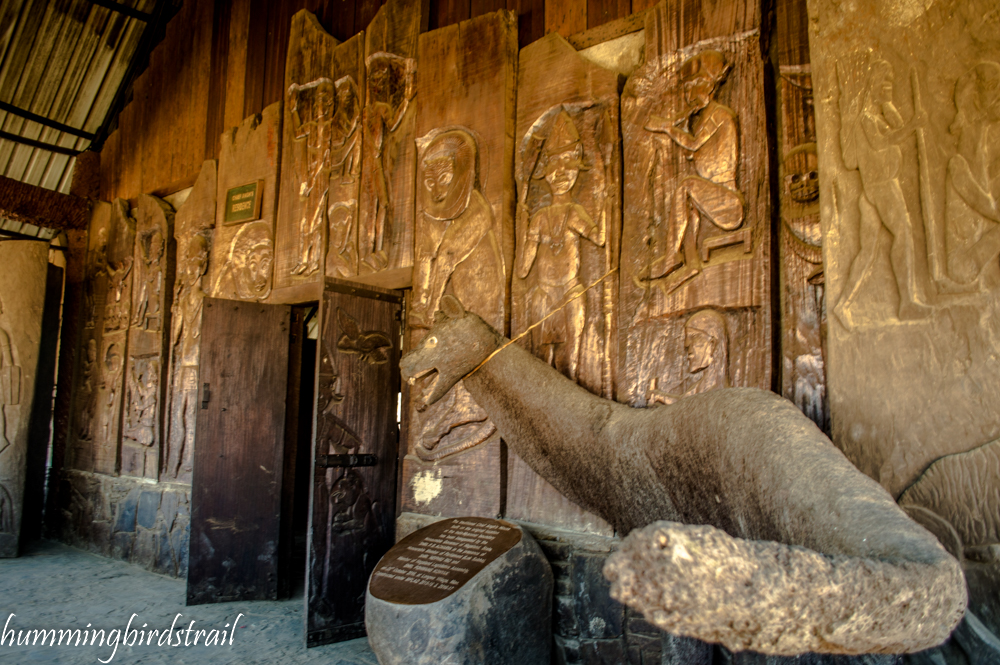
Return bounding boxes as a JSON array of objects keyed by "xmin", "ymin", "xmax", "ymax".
[
  {"xmin": 618, "ymin": 0, "xmax": 773, "ymax": 409},
  {"xmin": 777, "ymin": 0, "xmax": 826, "ymax": 433},
  {"xmin": 357, "ymin": 0, "xmax": 426, "ymax": 276},
  {"xmin": 0, "ymin": 241, "xmax": 50, "ymax": 557},
  {"xmin": 401, "ymin": 10, "xmax": 517, "ymax": 519},
  {"xmin": 93, "ymin": 200, "xmax": 136, "ymax": 475},
  {"xmin": 507, "ymin": 32, "xmax": 621, "ymax": 535},
  {"xmin": 121, "ymin": 194, "xmax": 175, "ymax": 480},
  {"xmin": 164, "ymin": 161, "xmax": 216, "ymax": 483},
  {"xmin": 209, "ymin": 103, "xmax": 281, "ymax": 303},
  {"xmin": 810, "ymin": 0, "xmax": 1000, "ymax": 644}
]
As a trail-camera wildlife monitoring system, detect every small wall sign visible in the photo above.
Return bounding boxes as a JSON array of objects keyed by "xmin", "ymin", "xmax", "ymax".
[{"xmin": 223, "ymin": 180, "xmax": 264, "ymax": 224}]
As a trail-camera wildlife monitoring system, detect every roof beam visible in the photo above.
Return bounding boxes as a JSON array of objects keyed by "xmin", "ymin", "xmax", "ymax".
[
  {"xmin": 0, "ymin": 175, "xmax": 91, "ymax": 231},
  {"xmin": 86, "ymin": 0, "xmax": 153, "ymax": 22},
  {"xmin": 0, "ymin": 100, "xmax": 96, "ymax": 141},
  {"xmin": 0, "ymin": 130, "xmax": 81, "ymax": 157}
]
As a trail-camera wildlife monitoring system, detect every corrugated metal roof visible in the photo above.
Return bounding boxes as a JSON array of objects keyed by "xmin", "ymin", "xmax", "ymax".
[{"xmin": 0, "ymin": 0, "xmax": 161, "ymax": 237}]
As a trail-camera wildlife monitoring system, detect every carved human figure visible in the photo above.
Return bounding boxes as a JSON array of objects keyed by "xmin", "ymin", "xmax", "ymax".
[
  {"xmin": 104, "ymin": 257, "xmax": 133, "ymax": 331},
  {"xmin": 288, "ymin": 77, "xmax": 361, "ymax": 277},
  {"xmin": 322, "ymin": 469, "xmax": 376, "ymax": 610},
  {"xmin": 84, "ymin": 227, "xmax": 108, "ymax": 330},
  {"xmin": 214, "ymin": 221, "xmax": 274, "ymax": 301},
  {"xmin": 835, "ymin": 59, "xmax": 929, "ymax": 329},
  {"xmin": 647, "ymin": 309, "xmax": 729, "ymax": 405},
  {"xmin": 943, "ymin": 61, "xmax": 1000, "ymax": 288},
  {"xmin": 645, "ymin": 50, "xmax": 745, "ymax": 281},
  {"xmin": 132, "ymin": 229, "xmax": 164, "ymax": 331},
  {"xmin": 0, "ymin": 323, "xmax": 19, "ymax": 456},
  {"xmin": 172, "ymin": 233, "xmax": 210, "ymax": 366},
  {"xmin": 516, "ymin": 111, "xmax": 605, "ymax": 380},
  {"xmin": 101, "ymin": 342, "xmax": 123, "ymax": 444},
  {"xmin": 77, "ymin": 338, "xmax": 98, "ymax": 441},
  {"xmin": 124, "ymin": 359, "xmax": 157, "ymax": 447},
  {"xmin": 411, "ymin": 128, "xmax": 505, "ymax": 459}
]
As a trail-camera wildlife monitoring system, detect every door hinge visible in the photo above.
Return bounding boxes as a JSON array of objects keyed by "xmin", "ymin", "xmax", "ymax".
[{"xmin": 315, "ymin": 453, "xmax": 378, "ymax": 468}]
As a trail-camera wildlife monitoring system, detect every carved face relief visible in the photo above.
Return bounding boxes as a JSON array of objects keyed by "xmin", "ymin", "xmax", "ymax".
[
  {"xmin": 182, "ymin": 235, "xmax": 210, "ymax": 283},
  {"xmin": 784, "ymin": 148, "xmax": 820, "ymax": 204},
  {"xmin": 680, "ymin": 50, "xmax": 730, "ymax": 111},
  {"xmin": 418, "ymin": 130, "xmax": 477, "ymax": 221},
  {"xmin": 684, "ymin": 310, "xmax": 726, "ymax": 375},
  {"xmin": 227, "ymin": 221, "xmax": 273, "ymax": 300},
  {"xmin": 544, "ymin": 148, "xmax": 582, "ymax": 197}
]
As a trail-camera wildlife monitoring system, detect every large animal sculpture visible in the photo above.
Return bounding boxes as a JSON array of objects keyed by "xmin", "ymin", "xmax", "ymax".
[{"xmin": 400, "ymin": 296, "xmax": 966, "ymax": 656}]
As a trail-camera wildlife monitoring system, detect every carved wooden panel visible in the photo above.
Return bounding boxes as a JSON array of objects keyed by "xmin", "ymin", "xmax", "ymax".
[
  {"xmin": 121, "ymin": 195, "xmax": 175, "ymax": 480},
  {"xmin": 306, "ymin": 280, "xmax": 400, "ymax": 646},
  {"xmin": 0, "ymin": 241, "xmax": 48, "ymax": 557},
  {"xmin": 401, "ymin": 10, "xmax": 517, "ymax": 519},
  {"xmin": 68, "ymin": 202, "xmax": 112, "ymax": 473},
  {"xmin": 93, "ymin": 200, "xmax": 137, "ymax": 475},
  {"xmin": 274, "ymin": 12, "xmax": 365, "ymax": 289},
  {"xmin": 619, "ymin": 0, "xmax": 771, "ymax": 408},
  {"xmin": 810, "ymin": 0, "xmax": 1000, "ymax": 497},
  {"xmin": 356, "ymin": 0, "xmax": 426, "ymax": 275},
  {"xmin": 210, "ymin": 103, "xmax": 281, "ymax": 303},
  {"xmin": 165, "ymin": 161, "xmax": 217, "ymax": 483},
  {"xmin": 506, "ymin": 32, "xmax": 619, "ymax": 535},
  {"xmin": 188, "ymin": 299, "xmax": 291, "ymax": 604}
]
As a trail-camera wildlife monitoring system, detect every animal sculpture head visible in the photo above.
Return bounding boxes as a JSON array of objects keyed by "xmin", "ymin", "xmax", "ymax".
[{"xmin": 400, "ymin": 295, "xmax": 500, "ymax": 412}]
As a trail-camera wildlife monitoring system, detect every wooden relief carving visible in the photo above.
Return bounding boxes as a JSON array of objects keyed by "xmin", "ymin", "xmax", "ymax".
[
  {"xmin": 122, "ymin": 195, "xmax": 175, "ymax": 480},
  {"xmin": 93, "ymin": 200, "xmax": 136, "ymax": 475},
  {"xmin": 0, "ymin": 241, "xmax": 50, "ymax": 556},
  {"xmin": 166, "ymin": 161, "xmax": 216, "ymax": 483},
  {"xmin": 620, "ymin": 2, "xmax": 771, "ymax": 408},
  {"xmin": 401, "ymin": 10, "xmax": 517, "ymax": 519},
  {"xmin": 810, "ymin": 0, "xmax": 1000, "ymax": 496},
  {"xmin": 209, "ymin": 103, "xmax": 280, "ymax": 302},
  {"xmin": 778, "ymin": 61, "xmax": 827, "ymax": 432},
  {"xmin": 507, "ymin": 33, "xmax": 620, "ymax": 535},
  {"xmin": 357, "ymin": 0, "xmax": 425, "ymax": 275},
  {"xmin": 69, "ymin": 203, "xmax": 112, "ymax": 472}
]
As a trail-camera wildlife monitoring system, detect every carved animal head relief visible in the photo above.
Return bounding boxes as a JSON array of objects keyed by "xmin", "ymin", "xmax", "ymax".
[
  {"xmin": 225, "ymin": 221, "xmax": 273, "ymax": 300},
  {"xmin": 417, "ymin": 128, "xmax": 479, "ymax": 221},
  {"xmin": 401, "ymin": 295, "xmax": 500, "ymax": 412}
]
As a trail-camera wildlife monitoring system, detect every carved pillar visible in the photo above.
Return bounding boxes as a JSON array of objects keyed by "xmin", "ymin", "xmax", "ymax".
[
  {"xmin": 92, "ymin": 200, "xmax": 136, "ymax": 475},
  {"xmin": 120, "ymin": 195, "xmax": 175, "ymax": 480},
  {"xmin": 0, "ymin": 241, "xmax": 50, "ymax": 557},
  {"xmin": 507, "ymin": 32, "xmax": 620, "ymax": 535},
  {"xmin": 777, "ymin": 0, "xmax": 827, "ymax": 433},
  {"xmin": 209, "ymin": 103, "xmax": 281, "ymax": 303},
  {"xmin": 164, "ymin": 160, "xmax": 216, "ymax": 483},
  {"xmin": 810, "ymin": 0, "xmax": 1000, "ymax": 641},
  {"xmin": 618, "ymin": 0, "xmax": 773, "ymax": 408},
  {"xmin": 357, "ymin": 0, "xmax": 425, "ymax": 276},
  {"xmin": 401, "ymin": 10, "xmax": 517, "ymax": 519}
]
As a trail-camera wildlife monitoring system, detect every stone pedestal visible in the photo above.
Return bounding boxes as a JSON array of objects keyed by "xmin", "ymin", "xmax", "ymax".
[{"xmin": 366, "ymin": 517, "xmax": 551, "ymax": 665}]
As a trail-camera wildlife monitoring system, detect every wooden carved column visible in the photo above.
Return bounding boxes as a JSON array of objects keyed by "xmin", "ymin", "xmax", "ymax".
[
  {"xmin": 401, "ymin": 10, "xmax": 517, "ymax": 519},
  {"xmin": 777, "ymin": 0, "xmax": 826, "ymax": 433},
  {"xmin": 274, "ymin": 11, "xmax": 365, "ymax": 287},
  {"xmin": 357, "ymin": 0, "xmax": 425, "ymax": 276},
  {"xmin": 810, "ymin": 0, "xmax": 1000, "ymax": 639},
  {"xmin": 93, "ymin": 200, "xmax": 136, "ymax": 475},
  {"xmin": 67, "ymin": 202, "xmax": 112, "ymax": 473},
  {"xmin": 507, "ymin": 32, "xmax": 620, "ymax": 535},
  {"xmin": 209, "ymin": 103, "xmax": 281, "ymax": 303},
  {"xmin": 0, "ymin": 241, "xmax": 49, "ymax": 557},
  {"xmin": 121, "ymin": 195, "xmax": 175, "ymax": 480},
  {"xmin": 618, "ymin": 0, "xmax": 772, "ymax": 408},
  {"xmin": 164, "ymin": 160, "xmax": 216, "ymax": 483}
]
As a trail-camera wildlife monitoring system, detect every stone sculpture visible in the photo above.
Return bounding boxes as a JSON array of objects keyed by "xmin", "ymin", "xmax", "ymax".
[{"xmin": 400, "ymin": 295, "xmax": 966, "ymax": 656}]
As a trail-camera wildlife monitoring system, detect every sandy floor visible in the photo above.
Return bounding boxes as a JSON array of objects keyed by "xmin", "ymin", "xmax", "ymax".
[{"xmin": 0, "ymin": 540, "xmax": 378, "ymax": 664}]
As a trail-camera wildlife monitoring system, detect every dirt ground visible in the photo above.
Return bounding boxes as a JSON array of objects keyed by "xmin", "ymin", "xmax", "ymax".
[{"xmin": 0, "ymin": 540, "xmax": 379, "ymax": 664}]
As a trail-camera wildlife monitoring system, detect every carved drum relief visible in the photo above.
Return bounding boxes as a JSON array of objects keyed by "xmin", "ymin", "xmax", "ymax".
[
  {"xmin": 620, "ymin": 33, "xmax": 773, "ymax": 406},
  {"xmin": 410, "ymin": 127, "xmax": 506, "ymax": 461}
]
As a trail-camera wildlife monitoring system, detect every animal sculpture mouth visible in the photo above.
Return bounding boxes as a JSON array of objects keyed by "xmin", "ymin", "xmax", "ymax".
[{"xmin": 407, "ymin": 366, "xmax": 440, "ymax": 412}]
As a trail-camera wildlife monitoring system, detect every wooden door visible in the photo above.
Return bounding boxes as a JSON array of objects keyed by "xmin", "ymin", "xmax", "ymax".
[
  {"xmin": 306, "ymin": 279, "xmax": 401, "ymax": 646},
  {"xmin": 188, "ymin": 298, "xmax": 291, "ymax": 604}
]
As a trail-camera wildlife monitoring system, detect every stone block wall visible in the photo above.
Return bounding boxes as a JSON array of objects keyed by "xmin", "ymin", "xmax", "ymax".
[{"xmin": 56, "ymin": 470, "xmax": 190, "ymax": 579}]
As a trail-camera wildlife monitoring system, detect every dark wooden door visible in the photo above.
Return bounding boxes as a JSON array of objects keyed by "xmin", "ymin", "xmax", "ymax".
[
  {"xmin": 306, "ymin": 279, "xmax": 401, "ymax": 646},
  {"xmin": 188, "ymin": 298, "xmax": 291, "ymax": 604}
]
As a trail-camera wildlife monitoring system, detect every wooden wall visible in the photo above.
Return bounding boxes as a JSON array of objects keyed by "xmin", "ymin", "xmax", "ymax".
[{"xmin": 98, "ymin": 0, "xmax": 656, "ymax": 202}]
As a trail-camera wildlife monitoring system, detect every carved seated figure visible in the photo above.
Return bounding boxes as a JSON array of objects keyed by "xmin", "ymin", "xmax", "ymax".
[
  {"xmin": 401, "ymin": 295, "xmax": 965, "ymax": 656},
  {"xmin": 645, "ymin": 50, "xmax": 748, "ymax": 283}
]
